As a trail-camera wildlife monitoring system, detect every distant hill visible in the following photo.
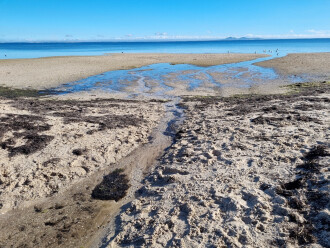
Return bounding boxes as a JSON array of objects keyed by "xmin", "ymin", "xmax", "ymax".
[{"xmin": 224, "ymin": 37, "xmax": 264, "ymax": 40}]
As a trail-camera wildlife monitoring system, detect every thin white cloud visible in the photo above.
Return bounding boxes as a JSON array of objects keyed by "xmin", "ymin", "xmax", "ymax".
[
  {"xmin": 118, "ymin": 32, "xmax": 330, "ymax": 41},
  {"xmin": 154, "ymin": 32, "xmax": 168, "ymax": 36},
  {"xmin": 118, "ymin": 30, "xmax": 330, "ymax": 40},
  {"xmin": 244, "ymin": 31, "xmax": 330, "ymax": 39},
  {"xmin": 1, "ymin": 31, "xmax": 330, "ymax": 42},
  {"xmin": 307, "ymin": 29, "xmax": 330, "ymax": 36}
]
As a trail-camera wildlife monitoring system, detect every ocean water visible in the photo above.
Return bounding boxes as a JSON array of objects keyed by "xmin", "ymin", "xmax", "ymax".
[{"xmin": 0, "ymin": 39, "xmax": 330, "ymax": 59}]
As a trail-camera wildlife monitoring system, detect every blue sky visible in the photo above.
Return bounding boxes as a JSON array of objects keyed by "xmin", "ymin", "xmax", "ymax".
[{"xmin": 0, "ymin": 0, "xmax": 330, "ymax": 41}]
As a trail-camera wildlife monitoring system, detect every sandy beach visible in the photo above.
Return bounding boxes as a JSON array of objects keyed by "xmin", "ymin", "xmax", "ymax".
[
  {"xmin": 0, "ymin": 96, "xmax": 167, "ymax": 247},
  {"xmin": 256, "ymin": 52, "xmax": 330, "ymax": 78},
  {"xmin": 108, "ymin": 82, "xmax": 330, "ymax": 247},
  {"xmin": 2, "ymin": 0, "xmax": 330, "ymax": 246},
  {"xmin": 0, "ymin": 52, "xmax": 329, "ymax": 247},
  {"xmin": 0, "ymin": 53, "xmax": 267, "ymax": 89}
]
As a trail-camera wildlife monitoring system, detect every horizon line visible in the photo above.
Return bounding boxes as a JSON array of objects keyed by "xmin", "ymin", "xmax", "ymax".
[{"xmin": 1, "ymin": 37, "xmax": 330, "ymax": 43}]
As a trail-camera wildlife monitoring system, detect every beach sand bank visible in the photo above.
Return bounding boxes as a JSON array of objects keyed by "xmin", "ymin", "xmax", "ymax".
[
  {"xmin": 0, "ymin": 53, "xmax": 268, "ymax": 89},
  {"xmin": 255, "ymin": 52, "xmax": 330, "ymax": 78}
]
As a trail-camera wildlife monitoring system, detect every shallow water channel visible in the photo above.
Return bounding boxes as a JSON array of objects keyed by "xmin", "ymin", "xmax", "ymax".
[
  {"xmin": 89, "ymin": 98, "xmax": 184, "ymax": 247},
  {"xmin": 46, "ymin": 54, "xmax": 307, "ymax": 99}
]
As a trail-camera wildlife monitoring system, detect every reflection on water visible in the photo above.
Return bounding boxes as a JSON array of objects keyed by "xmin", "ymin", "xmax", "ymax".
[{"xmin": 49, "ymin": 55, "xmax": 309, "ymax": 98}]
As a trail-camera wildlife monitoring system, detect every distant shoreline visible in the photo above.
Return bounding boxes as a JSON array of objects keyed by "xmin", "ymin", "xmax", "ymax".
[{"xmin": 1, "ymin": 37, "xmax": 330, "ymax": 44}]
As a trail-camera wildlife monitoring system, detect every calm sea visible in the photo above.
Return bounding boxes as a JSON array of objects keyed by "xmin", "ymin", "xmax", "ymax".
[{"xmin": 0, "ymin": 39, "xmax": 330, "ymax": 59}]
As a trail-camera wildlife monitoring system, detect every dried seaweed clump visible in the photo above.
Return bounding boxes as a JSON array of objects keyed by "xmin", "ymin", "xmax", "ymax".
[
  {"xmin": 92, "ymin": 169, "xmax": 129, "ymax": 201},
  {"xmin": 0, "ymin": 114, "xmax": 53, "ymax": 156}
]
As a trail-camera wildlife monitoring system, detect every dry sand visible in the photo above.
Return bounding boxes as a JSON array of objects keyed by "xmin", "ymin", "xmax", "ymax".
[
  {"xmin": 107, "ymin": 82, "xmax": 330, "ymax": 247},
  {"xmin": 0, "ymin": 53, "xmax": 268, "ymax": 89},
  {"xmin": 0, "ymin": 97, "xmax": 164, "ymax": 214},
  {"xmin": 0, "ymin": 95, "xmax": 168, "ymax": 248},
  {"xmin": 255, "ymin": 52, "xmax": 330, "ymax": 78},
  {"xmin": 0, "ymin": 96, "xmax": 179, "ymax": 248}
]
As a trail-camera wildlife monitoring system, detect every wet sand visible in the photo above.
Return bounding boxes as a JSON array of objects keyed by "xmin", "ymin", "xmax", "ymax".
[
  {"xmin": 0, "ymin": 53, "xmax": 268, "ymax": 89},
  {"xmin": 255, "ymin": 52, "xmax": 330, "ymax": 78}
]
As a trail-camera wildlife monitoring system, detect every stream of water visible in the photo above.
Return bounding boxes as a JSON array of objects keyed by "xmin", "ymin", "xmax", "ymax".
[{"xmin": 44, "ymin": 54, "xmax": 312, "ymax": 100}]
